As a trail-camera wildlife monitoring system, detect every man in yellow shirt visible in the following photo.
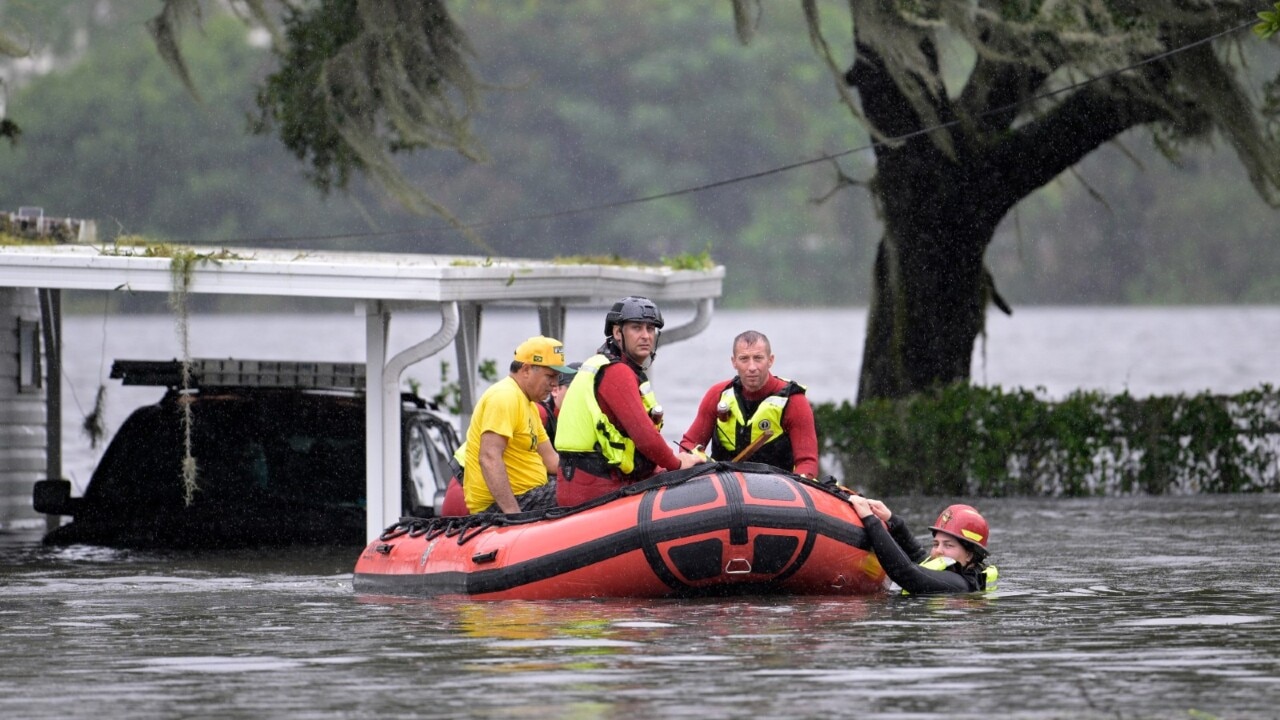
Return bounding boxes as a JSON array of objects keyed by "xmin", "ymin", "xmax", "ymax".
[{"xmin": 463, "ymin": 336, "xmax": 569, "ymax": 514}]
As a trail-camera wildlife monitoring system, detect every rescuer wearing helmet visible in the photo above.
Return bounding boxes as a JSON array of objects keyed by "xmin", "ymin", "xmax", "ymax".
[
  {"xmin": 679, "ymin": 330, "xmax": 819, "ymax": 477},
  {"xmin": 847, "ymin": 497, "xmax": 998, "ymax": 594},
  {"xmin": 555, "ymin": 296, "xmax": 700, "ymax": 506}
]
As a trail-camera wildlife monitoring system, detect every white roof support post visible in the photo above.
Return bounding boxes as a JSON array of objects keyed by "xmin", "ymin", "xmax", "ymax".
[
  {"xmin": 38, "ymin": 288, "xmax": 62, "ymax": 533},
  {"xmin": 454, "ymin": 301, "xmax": 483, "ymax": 433},
  {"xmin": 0, "ymin": 245, "xmax": 723, "ymax": 543},
  {"xmin": 364, "ymin": 301, "xmax": 462, "ymax": 542},
  {"xmin": 537, "ymin": 300, "xmax": 566, "ymax": 341},
  {"xmin": 380, "ymin": 302, "xmax": 459, "ymax": 538},
  {"xmin": 364, "ymin": 303, "xmax": 391, "ymax": 542}
]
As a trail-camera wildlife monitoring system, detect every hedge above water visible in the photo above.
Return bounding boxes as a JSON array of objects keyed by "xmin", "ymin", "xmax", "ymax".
[{"xmin": 814, "ymin": 384, "xmax": 1280, "ymax": 496}]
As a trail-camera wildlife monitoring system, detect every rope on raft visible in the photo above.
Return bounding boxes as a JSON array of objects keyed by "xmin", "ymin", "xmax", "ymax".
[{"xmin": 376, "ymin": 462, "xmax": 852, "ymax": 545}]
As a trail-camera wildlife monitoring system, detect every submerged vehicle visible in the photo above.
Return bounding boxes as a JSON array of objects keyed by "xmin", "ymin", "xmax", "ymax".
[
  {"xmin": 34, "ymin": 359, "xmax": 460, "ymax": 549},
  {"xmin": 354, "ymin": 464, "xmax": 887, "ymax": 600}
]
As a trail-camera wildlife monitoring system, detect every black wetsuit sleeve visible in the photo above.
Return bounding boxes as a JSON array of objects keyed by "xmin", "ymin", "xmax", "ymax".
[
  {"xmin": 886, "ymin": 515, "xmax": 929, "ymax": 563},
  {"xmin": 861, "ymin": 516, "xmax": 975, "ymax": 595}
]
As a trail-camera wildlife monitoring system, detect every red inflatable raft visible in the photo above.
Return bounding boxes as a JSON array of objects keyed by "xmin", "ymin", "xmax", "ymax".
[{"xmin": 353, "ymin": 464, "xmax": 887, "ymax": 600}]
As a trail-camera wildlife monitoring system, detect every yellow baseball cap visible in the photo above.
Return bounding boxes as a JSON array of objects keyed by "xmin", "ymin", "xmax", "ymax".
[{"xmin": 513, "ymin": 336, "xmax": 572, "ymax": 372}]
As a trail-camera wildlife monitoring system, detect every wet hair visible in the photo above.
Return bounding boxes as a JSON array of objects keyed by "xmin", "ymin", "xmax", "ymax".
[{"xmin": 733, "ymin": 330, "xmax": 771, "ymax": 355}]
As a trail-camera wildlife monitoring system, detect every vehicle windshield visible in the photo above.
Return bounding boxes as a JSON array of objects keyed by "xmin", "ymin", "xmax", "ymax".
[{"xmin": 83, "ymin": 391, "xmax": 366, "ymax": 513}]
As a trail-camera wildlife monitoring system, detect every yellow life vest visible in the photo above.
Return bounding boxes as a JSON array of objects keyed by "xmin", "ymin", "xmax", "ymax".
[
  {"xmin": 712, "ymin": 378, "xmax": 804, "ymax": 465},
  {"xmin": 554, "ymin": 353, "xmax": 661, "ymax": 475},
  {"xmin": 902, "ymin": 556, "xmax": 999, "ymax": 594}
]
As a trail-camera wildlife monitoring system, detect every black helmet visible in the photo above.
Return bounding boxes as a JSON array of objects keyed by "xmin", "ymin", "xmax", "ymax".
[
  {"xmin": 603, "ymin": 296, "xmax": 664, "ymax": 336},
  {"xmin": 557, "ymin": 361, "xmax": 581, "ymax": 387}
]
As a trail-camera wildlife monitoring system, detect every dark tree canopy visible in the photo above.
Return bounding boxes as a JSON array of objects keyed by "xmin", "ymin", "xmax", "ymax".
[
  {"xmin": 150, "ymin": 0, "xmax": 485, "ymax": 230},
  {"xmin": 12, "ymin": 1, "xmax": 1277, "ymax": 402},
  {"xmin": 757, "ymin": 1, "xmax": 1280, "ymax": 400}
]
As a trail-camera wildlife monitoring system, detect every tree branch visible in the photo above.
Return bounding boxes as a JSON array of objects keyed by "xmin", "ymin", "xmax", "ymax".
[
  {"xmin": 972, "ymin": 74, "xmax": 1189, "ymax": 221},
  {"xmin": 957, "ymin": 54, "xmax": 1051, "ymax": 136}
]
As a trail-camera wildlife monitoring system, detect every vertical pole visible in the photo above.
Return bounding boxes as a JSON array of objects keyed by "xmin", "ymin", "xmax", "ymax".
[
  {"xmin": 39, "ymin": 289, "xmax": 61, "ymax": 533},
  {"xmin": 364, "ymin": 302, "xmax": 389, "ymax": 543},
  {"xmin": 537, "ymin": 300, "xmax": 566, "ymax": 341},
  {"xmin": 454, "ymin": 302, "xmax": 483, "ymax": 433}
]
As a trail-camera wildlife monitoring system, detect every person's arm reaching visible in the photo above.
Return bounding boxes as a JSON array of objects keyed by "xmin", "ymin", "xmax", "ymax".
[
  {"xmin": 597, "ymin": 365, "xmax": 686, "ymax": 471},
  {"xmin": 850, "ymin": 496, "xmax": 971, "ymax": 594},
  {"xmin": 679, "ymin": 384, "xmax": 722, "ymax": 454}
]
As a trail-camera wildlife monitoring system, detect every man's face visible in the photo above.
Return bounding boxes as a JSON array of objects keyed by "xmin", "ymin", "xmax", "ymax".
[
  {"xmin": 731, "ymin": 339, "xmax": 774, "ymax": 393},
  {"xmin": 521, "ymin": 364, "xmax": 558, "ymax": 401},
  {"xmin": 613, "ymin": 321, "xmax": 658, "ymax": 363},
  {"xmin": 550, "ymin": 377, "xmax": 570, "ymax": 408}
]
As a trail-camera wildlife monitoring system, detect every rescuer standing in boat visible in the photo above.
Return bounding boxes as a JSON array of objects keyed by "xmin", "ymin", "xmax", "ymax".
[
  {"xmin": 555, "ymin": 296, "xmax": 700, "ymax": 506},
  {"xmin": 680, "ymin": 330, "xmax": 819, "ymax": 477},
  {"xmin": 463, "ymin": 336, "xmax": 571, "ymax": 514},
  {"xmin": 848, "ymin": 496, "xmax": 998, "ymax": 594}
]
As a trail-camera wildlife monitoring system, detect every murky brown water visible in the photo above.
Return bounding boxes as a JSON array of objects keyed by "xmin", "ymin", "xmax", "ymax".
[
  {"xmin": 4, "ymin": 308, "xmax": 1277, "ymax": 716},
  {"xmin": 4, "ymin": 494, "xmax": 1279, "ymax": 719}
]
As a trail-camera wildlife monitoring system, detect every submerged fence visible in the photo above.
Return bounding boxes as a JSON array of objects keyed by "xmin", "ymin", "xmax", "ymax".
[{"xmin": 814, "ymin": 384, "xmax": 1280, "ymax": 496}]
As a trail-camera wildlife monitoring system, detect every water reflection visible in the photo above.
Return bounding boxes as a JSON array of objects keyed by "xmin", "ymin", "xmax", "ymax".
[{"xmin": 4, "ymin": 494, "xmax": 1280, "ymax": 719}]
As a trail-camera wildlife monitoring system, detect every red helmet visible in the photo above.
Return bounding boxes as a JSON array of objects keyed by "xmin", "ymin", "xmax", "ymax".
[{"xmin": 929, "ymin": 504, "xmax": 989, "ymax": 556}]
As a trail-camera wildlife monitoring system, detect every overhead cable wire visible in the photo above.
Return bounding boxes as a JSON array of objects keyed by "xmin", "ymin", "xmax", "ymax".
[{"xmin": 217, "ymin": 17, "xmax": 1259, "ymax": 249}]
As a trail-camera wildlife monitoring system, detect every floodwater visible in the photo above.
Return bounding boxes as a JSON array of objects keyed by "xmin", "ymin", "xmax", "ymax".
[
  {"xmin": 2, "ymin": 306, "xmax": 1279, "ymax": 719},
  {"xmin": 4, "ymin": 494, "xmax": 1279, "ymax": 719}
]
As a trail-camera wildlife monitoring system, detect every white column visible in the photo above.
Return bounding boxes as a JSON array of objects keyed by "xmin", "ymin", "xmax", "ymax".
[
  {"xmin": 383, "ymin": 303, "xmax": 459, "ymax": 513},
  {"xmin": 364, "ymin": 302, "xmax": 390, "ymax": 543}
]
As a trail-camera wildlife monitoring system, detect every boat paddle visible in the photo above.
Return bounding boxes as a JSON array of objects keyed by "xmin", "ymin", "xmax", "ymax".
[{"xmin": 731, "ymin": 429, "xmax": 774, "ymax": 462}]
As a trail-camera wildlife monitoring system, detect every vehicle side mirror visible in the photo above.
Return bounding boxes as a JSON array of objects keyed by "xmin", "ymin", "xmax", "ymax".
[{"xmin": 33, "ymin": 479, "xmax": 80, "ymax": 516}]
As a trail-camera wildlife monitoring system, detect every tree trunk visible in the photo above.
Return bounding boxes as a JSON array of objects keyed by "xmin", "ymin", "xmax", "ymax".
[
  {"xmin": 846, "ymin": 35, "xmax": 1182, "ymax": 402},
  {"xmin": 856, "ymin": 161, "xmax": 995, "ymax": 402},
  {"xmin": 848, "ymin": 43, "xmax": 999, "ymax": 402}
]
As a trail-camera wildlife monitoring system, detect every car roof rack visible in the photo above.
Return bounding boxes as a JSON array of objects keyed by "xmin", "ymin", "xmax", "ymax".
[{"xmin": 110, "ymin": 358, "xmax": 366, "ymax": 391}]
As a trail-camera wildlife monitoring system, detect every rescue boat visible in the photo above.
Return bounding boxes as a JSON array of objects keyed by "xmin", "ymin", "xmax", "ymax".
[{"xmin": 352, "ymin": 463, "xmax": 887, "ymax": 600}]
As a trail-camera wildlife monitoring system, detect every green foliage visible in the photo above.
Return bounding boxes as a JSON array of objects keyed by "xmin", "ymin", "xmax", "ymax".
[
  {"xmin": 816, "ymin": 384, "xmax": 1280, "ymax": 496},
  {"xmin": 428, "ymin": 358, "xmax": 499, "ymax": 415},
  {"xmin": 251, "ymin": 0, "xmax": 481, "ymax": 214},
  {"xmin": 419, "ymin": 1, "xmax": 872, "ymax": 302},
  {"xmin": 551, "ymin": 254, "xmax": 650, "ymax": 268},
  {"xmin": 1, "ymin": 2, "xmax": 1278, "ymax": 309},
  {"xmin": 986, "ymin": 131, "xmax": 1280, "ymax": 303},
  {"xmin": 0, "ymin": 2, "xmax": 872, "ymax": 306},
  {"xmin": 251, "ymin": 0, "xmax": 358, "ymax": 193},
  {"xmin": 1256, "ymin": 3, "xmax": 1280, "ymax": 38},
  {"xmin": 0, "ymin": 11, "xmax": 362, "ymax": 248},
  {"xmin": 662, "ymin": 245, "xmax": 715, "ymax": 271}
]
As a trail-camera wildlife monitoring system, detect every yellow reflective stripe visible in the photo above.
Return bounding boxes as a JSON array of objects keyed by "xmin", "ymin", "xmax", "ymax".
[
  {"xmin": 715, "ymin": 386, "xmax": 790, "ymax": 451},
  {"xmin": 554, "ymin": 352, "xmax": 655, "ymax": 474}
]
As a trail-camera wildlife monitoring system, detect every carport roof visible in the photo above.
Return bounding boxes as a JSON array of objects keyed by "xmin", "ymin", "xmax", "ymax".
[{"xmin": 0, "ymin": 243, "xmax": 724, "ymax": 304}]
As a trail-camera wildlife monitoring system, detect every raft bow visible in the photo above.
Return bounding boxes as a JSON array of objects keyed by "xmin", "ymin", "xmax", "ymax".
[{"xmin": 353, "ymin": 463, "xmax": 886, "ymax": 600}]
